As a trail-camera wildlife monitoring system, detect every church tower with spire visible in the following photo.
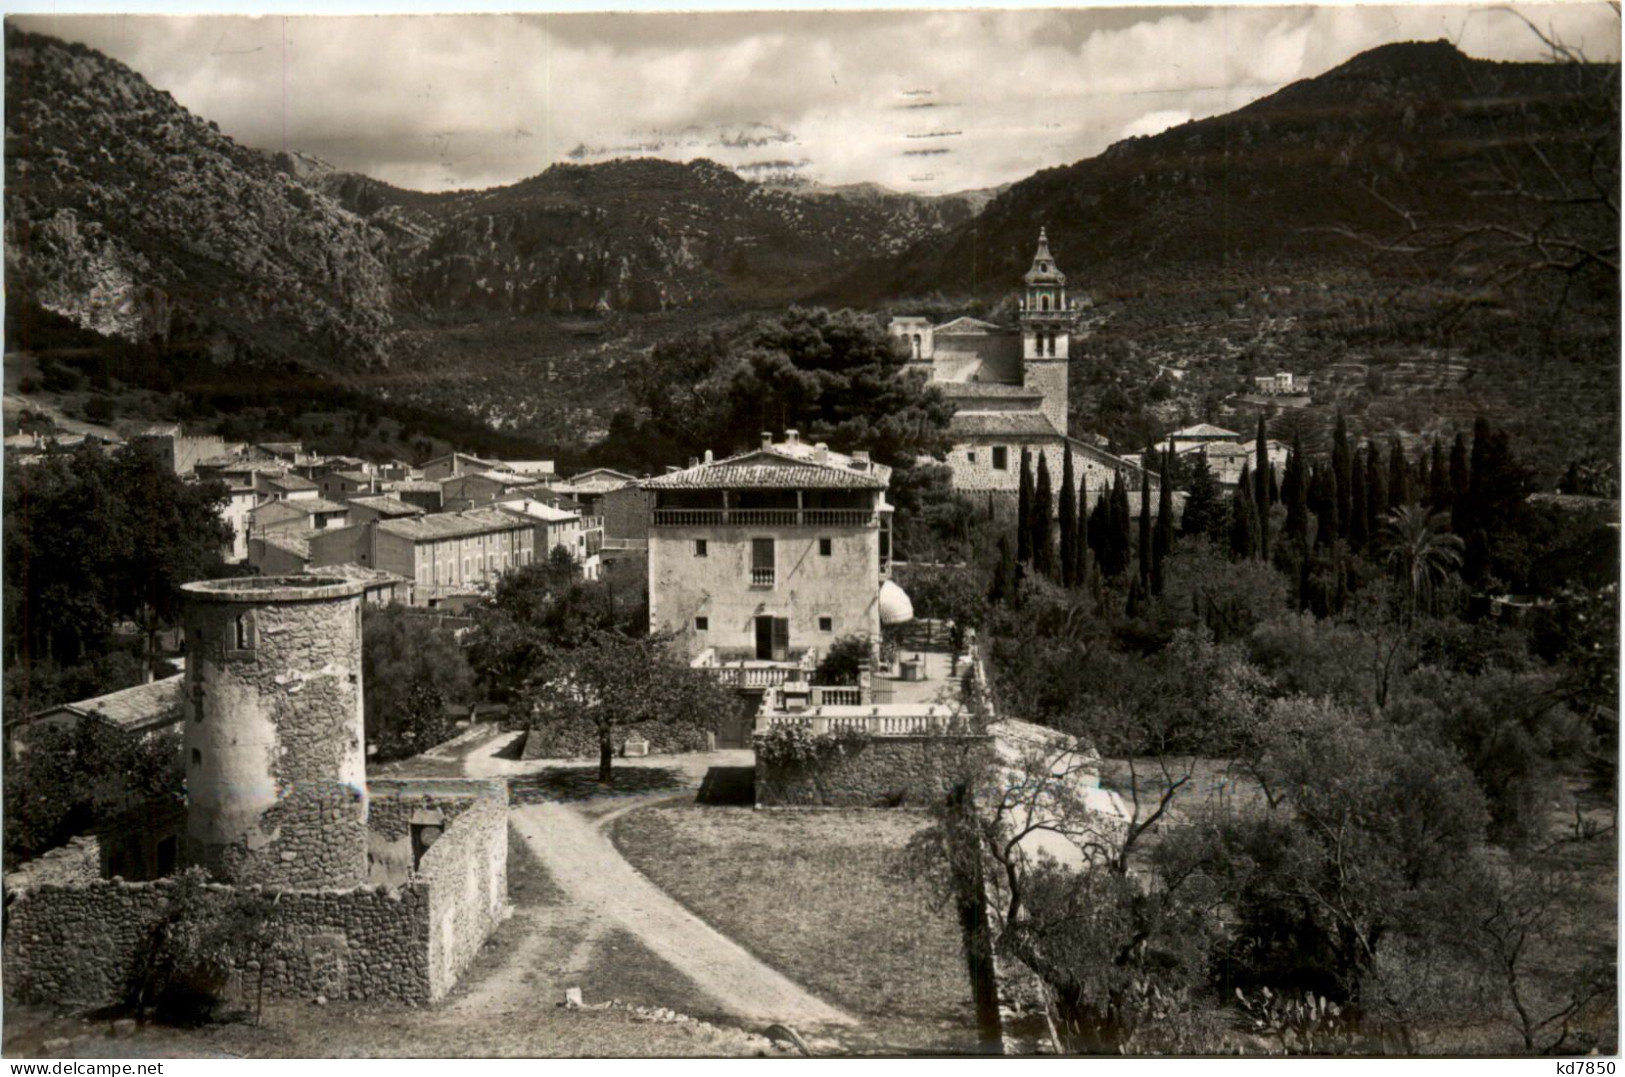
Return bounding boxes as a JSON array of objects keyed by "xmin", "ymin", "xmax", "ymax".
[{"xmin": 1018, "ymin": 228, "xmax": 1077, "ymax": 436}]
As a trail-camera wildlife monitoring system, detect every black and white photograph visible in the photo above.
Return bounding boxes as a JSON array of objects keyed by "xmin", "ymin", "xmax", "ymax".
[{"xmin": 0, "ymin": 2, "xmax": 1618, "ymax": 1061}]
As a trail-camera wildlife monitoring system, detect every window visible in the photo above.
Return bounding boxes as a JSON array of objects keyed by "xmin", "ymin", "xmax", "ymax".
[
  {"xmin": 695, "ymin": 616, "xmax": 709, "ymax": 632},
  {"xmin": 751, "ymin": 538, "xmax": 775, "ymax": 587},
  {"xmin": 231, "ymin": 612, "xmax": 255, "ymax": 652},
  {"xmin": 693, "ymin": 539, "xmax": 708, "ymax": 558},
  {"xmin": 819, "ymin": 537, "xmax": 832, "ymax": 557},
  {"xmin": 967, "ymin": 450, "xmax": 977, "ymax": 464},
  {"xmin": 992, "ymin": 446, "xmax": 1009, "ymax": 471},
  {"xmin": 191, "ymin": 748, "xmax": 202, "ymax": 767},
  {"xmin": 818, "ymin": 616, "xmax": 833, "ymax": 632}
]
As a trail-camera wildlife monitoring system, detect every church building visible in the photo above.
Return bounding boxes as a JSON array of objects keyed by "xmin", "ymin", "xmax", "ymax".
[{"xmin": 888, "ymin": 230, "xmax": 1152, "ymax": 511}]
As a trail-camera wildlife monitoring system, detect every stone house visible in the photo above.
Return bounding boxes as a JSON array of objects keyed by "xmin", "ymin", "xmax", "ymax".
[
  {"xmin": 345, "ymin": 494, "xmax": 427, "ymax": 526},
  {"xmin": 248, "ymin": 531, "xmax": 312, "ymax": 575},
  {"xmin": 308, "ymin": 509, "xmax": 537, "ymax": 604},
  {"xmin": 254, "ymin": 470, "xmax": 320, "ymax": 502},
  {"xmin": 440, "ymin": 469, "xmax": 541, "ymax": 512},
  {"xmin": 421, "ymin": 452, "xmax": 502, "ymax": 482},
  {"xmin": 248, "ymin": 496, "xmax": 350, "ymax": 536},
  {"xmin": 645, "ymin": 433, "xmax": 897, "ymax": 660},
  {"xmin": 6, "ymin": 674, "xmax": 184, "ymax": 762},
  {"xmin": 382, "ymin": 479, "xmax": 445, "ymax": 514},
  {"xmin": 318, "ymin": 469, "xmax": 379, "ymax": 500},
  {"xmin": 493, "ymin": 497, "xmax": 597, "ymax": 579}
]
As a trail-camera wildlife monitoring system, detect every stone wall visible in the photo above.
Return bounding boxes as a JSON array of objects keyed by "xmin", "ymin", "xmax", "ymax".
[
  {"xmin": 364, "ymin": 779, "xmax": 497, "ymax": 888},
  {"xmin": 2, "ymin": 780, "xmax": 508, "ymax": 1010},
  {"xmin": 2, "ymin": 875, "xmax": 432, "ymax": 1008},
  {"xmin": 418, "ymin": 797, "xmax": 508, "ymax": 1001},
  {"xmin": 947, "ymin": 436, "xmax": 1153, "ymax": 508},
  {"xmin": 755, "ymin": 734, "xmax": 994, "ymax": 808}
]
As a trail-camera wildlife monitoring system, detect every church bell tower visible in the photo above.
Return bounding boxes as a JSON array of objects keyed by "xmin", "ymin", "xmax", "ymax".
[{"xmin": 1018, "ymin": 228, "xmax": 1076, "ymax": 435}]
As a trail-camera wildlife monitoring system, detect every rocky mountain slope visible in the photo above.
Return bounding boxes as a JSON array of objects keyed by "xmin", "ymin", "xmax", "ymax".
[
  {"xmin": 4, "ymin": 28, "xmax": 397, "ymax": 369},
  {"xmin": 4, "ymin": 26, "xmax": 979, "ymax": 378},
  {"xmin": 298, "ymin": 156, "xmax": 978, "ymax": 316},
  {"xmin": 829, "ymin": 41, "xmax": 1618, "ymax": 306}
]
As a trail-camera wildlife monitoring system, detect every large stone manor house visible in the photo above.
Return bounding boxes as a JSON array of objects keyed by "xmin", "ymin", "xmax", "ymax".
[{"xmin": 887, "ymin": 229, "xmax": 1151, "ymax": 509}]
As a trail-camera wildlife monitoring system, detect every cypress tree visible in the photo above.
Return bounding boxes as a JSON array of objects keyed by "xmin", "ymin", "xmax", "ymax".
[
  {"xmin": 1388, "ymin": 437, "xmax": 1410, "ymax": 511},
  {"xmin": 1182, "ymin": 450, "xmax": 1222, "ymax": 540},
  {"xmin": 1429, "ymin": 439, "xmax": 1449, "ymax": 511},
  {"xmin": 1466, "ymin": 416, "xmax": 1492, "ymax": 532},
  {"xmin": 1017, "ymin": 448, "xmax": 1033, "ymax": 564},
  {"xmin": 1349, "ymin": 447, "xmax": 1368, "ymax": 551},
  {"xmin": 1033, "ymin": 452, "xmax": 1055, "ymax": 579},
  {"xmin": 1076, "ymin": 474, "xmax": 1092, "ymax": 592},
  {"xmin": 1255, "ymin": 416, "xmax": 1272, "ymax": 507},
  {"xmin": 1267, "ymin": 461, "xmax": 1280, "ymax": 505},
  {"xmin": 1332, "ymin": 412, "xmax": 1353, "ymax": 539},
  {"xmin": 1153, "ymin": 452, "xmax": 1174, "ymax": 596},
  {"xmin": 1365, "ymin": 440, "xmax": 1386, "ymax": 542},
  {"xmin": 1110, "ymin": 470, "xmax": 1133, "ymax": 578},
  {"xmin": 1450, "ymin": 432, "xmax": 1471, "ymax": 533},
  {"xmin": 1284, "ymin": 439, "xmax": 1310, "ymax": 551},
  {"xmin": 1087, "ymin": 486, "xmax": 1109, "ymax": 569},
  {"xmin": 1058, "ymin": 447, "xmax": 1077, "ymax": 587},
  {"xmin": 1231, "ymin": 462, "xmax": 1260, "ymax": 559},
  {"xmin": 1138, "ymin": 453, "xmax": 1153, "ymax": 589},
  {"xmin": 1311, "ymin": 461, "xmax": 1338, "ymax": 549},
  {"xmin": 989, "ymin": 535, "xmax": 1015, "ymax": 606}
]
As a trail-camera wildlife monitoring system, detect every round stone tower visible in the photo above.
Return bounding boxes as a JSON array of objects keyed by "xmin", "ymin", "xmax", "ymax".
[{"xmin": 180, "ymin": 576, "xmax": 369, "ymax": 889}]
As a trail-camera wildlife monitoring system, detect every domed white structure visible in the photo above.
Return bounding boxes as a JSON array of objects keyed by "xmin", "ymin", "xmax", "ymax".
[{"xmin": 878, "ymin": 579, "xmax": 914, "ymax": 625}]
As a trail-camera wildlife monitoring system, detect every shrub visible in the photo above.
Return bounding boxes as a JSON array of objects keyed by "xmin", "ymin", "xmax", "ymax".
[{"xmin": 814, "ymin": 634, "xmax": 871, "ymax": 686}]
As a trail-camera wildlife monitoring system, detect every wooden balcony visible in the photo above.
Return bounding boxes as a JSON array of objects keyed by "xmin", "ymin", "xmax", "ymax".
[{"xmin": 652, "ymin": 508, "xmax": 875, "ymax": 528}]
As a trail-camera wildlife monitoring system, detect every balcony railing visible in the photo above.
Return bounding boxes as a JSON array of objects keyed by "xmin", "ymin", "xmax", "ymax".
[
  {"xmin": 653, "ymin": 508, "xmax": 875, "ymax": 528},
  {"xmin": 758, "ymin": 712, "xmax": 970, "ymax": 737},
  {"xmin": 750, "ymin": 567, "xmax": 775, "ymax": 587},
  {"xmin": 711, "ymin": 665, "xmax": 792, "ymax": 690}
]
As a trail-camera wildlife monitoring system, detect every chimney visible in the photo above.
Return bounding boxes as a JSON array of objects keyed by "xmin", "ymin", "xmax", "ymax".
[
  {"xmin": 785, "ymin": 429, "xmax": 800, "ymax": 446},
  {"xmin": 703, "ymin": 449, "xmax": 713, "ymax": 464},
  {"xmin": 761, "ymin": 431, "xmax": 773, "ymax": 450},
  {"xmin": 814, "ymin": 442, "xmax": 829, "ymax": 464},
  {"xmin": 688, "ymin": 456, "xmax": 699, "ymax": 469},
  {"xmin": 852, "ymin": 450, "xmax": 871, "ymax": 470}
]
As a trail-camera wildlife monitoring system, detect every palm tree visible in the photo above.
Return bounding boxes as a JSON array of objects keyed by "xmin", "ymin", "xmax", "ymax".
[{"xmin": 1379, "ymin": 505, "xmax": 1465, "ymax": 619}]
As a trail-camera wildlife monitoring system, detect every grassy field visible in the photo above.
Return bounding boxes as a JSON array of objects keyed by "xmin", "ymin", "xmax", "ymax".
[{"xmin": 611, "ymin": 803, "xmax": 979, "ymax": 1053}]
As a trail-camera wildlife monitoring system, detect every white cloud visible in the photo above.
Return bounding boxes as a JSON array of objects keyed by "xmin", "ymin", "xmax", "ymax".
[{"xmin": 13, "ymin": 4, "xmax": 1621, "ymax": 195}]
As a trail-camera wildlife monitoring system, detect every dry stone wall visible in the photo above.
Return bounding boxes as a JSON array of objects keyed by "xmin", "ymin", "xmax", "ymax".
[
  {"xmin": 755, "ymin": 734, "xmax": 993, "ymax": 808},
  {"xmin": 418, "ymin": 797, "xmax": 509, "ymax": 1000},
  {"xmin": 2, "ymin": 876, "xmax": 431, "ymax": 1007},
  {"xmin": 3, "ymin": 779, "xmax": 508, "ymax": 1010}
]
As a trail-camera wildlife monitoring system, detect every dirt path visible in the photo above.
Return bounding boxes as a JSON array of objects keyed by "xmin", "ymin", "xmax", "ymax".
[{"xmin": 507, "ymin": 800, "xmax": 856, "ymax": 1029}]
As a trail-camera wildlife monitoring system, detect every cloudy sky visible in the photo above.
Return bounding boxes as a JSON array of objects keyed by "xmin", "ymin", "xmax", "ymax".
[{"xmin": 14, "ymin": 4, "xmax": 1621, "ymax": 195}]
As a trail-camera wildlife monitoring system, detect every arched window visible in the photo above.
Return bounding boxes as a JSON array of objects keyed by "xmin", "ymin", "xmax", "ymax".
[
  {"xmin": 912, "ymin": 334, "xmax": 922, "ymax": 359},
  {"xmin": 1048, "ymin": 334, "xmax": 1058, "ymax": 357},
  {"xmin": 1040, "ymin": 294, "xmax": 1050, "ymax": 312}
]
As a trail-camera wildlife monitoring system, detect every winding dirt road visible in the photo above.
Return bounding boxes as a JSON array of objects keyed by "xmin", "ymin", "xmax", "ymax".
[{"xmin": 505, "ymin": 799, "xmax": 856, "ymax": 1028}]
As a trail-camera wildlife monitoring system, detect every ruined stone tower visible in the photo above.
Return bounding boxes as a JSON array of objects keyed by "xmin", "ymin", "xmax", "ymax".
[{"xmin": 180, "ymin": 577, "xmax": 369, "ymax": 889}]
